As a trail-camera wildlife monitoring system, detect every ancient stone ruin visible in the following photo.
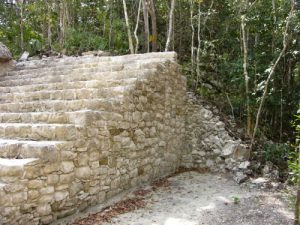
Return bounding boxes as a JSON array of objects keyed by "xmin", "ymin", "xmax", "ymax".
[{"xmin": 0, "ymin": 50, "xmax": 248, "ymax": 224}]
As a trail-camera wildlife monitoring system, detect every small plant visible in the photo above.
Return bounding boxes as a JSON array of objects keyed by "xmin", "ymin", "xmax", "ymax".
[
  {"xmin": 231, "ymin": 196, "xmax": 240, "ymax": 204},
  {"xmin": 263, "ymin": 142, "xmax": 290, "ymax": 174}
]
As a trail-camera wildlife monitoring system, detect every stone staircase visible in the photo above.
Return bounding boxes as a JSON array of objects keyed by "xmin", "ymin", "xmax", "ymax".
[{"xmin": 0, "ymin": 52, "xmax": 186, "ymax": 225}]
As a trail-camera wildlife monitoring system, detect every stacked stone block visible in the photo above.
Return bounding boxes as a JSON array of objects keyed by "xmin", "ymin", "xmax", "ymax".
[{"xmin": 0, "ymin": 52, "xmax": 186, "ymax": 224}]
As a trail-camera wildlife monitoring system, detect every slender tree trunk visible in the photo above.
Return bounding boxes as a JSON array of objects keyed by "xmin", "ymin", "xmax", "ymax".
[
  {"xmin": 296, "ymin": 134, "xmax": 300, "ymax": 225},
  {"xmin": 59, "ymin": 0, "xmax": 65, "ymax": 48},
  {"xmin": 134, "ymin": 0, "xmax": 142, "ymax": 53},
  {"xmin": 202, "ymin": 0, "xmax": 214, "ymax": 33},
  {"xmin": 178, "ymin": 0, "xmax": 182, "ymax": 54},
  {"xmin": 271, "ymin": 0, "xmax": 277, "ymax": 54},
  {"xmin": 190, "ymin": 0, "xmax": 195, "ymax": 88},
  {"xmin": 172, "ymin": 10, "xmax": 175, "ymax": 51},
  {"xmin": 226, "ymin": 93, "xmax": 235, "ymax": 121},
  {"xmin": 241, "ymin": 15, "xmax": 251, "ymax": 138},
  {"xmin": 250, "ymin": 4, "xmax": 295, "ymax": 151},
  {"xmin": 108, "ymin": 0, "xmax": 113, "ymax": 49},
  {"xmin": 165, "ymin": 0, "xmax": 176, "ymax": 52},
  {"xmin": 45, "ymin": 0, "xmax": 52, "ymax": 50},
  {"xmin": 122, "ymin": 0, "xmax": 134, "ymax": 54},
  {"xmin": 142, "ymin": 0, "xmax": 150, "ymax": 52},
  {"xmin": 295, "ymin": 185, "xmax": 300, "ymax": 225},
  {"xmin": 195, "ymin": 2, "xmax": 201, "ymax": 90},
  {"xmin": 17, "ymin": 0, "xmax": 24, "ymax": 51},
  {"xmin": 148, "ymin": 0, "xmax": 157, "ymax": 52}
]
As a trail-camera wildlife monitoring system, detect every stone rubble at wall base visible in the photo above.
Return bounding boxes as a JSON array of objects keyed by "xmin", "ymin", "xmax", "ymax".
[{"xmin": 182, "ymin": 92, "xmax": 251, "ymax": 180}]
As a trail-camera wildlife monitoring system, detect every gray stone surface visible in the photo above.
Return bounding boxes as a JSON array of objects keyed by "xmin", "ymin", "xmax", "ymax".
[{"xmin": 0, "ymin": 42, "xmax": 12, "ymax": 62}]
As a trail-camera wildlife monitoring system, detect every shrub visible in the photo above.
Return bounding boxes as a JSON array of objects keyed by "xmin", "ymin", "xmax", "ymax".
[
  {"xmin": 263, "ymin": 142, "xmax": 290, "ymax": 171},
  {"xmin": 63, "ymin": 28, "xmax": 108, "ymax": 55}
]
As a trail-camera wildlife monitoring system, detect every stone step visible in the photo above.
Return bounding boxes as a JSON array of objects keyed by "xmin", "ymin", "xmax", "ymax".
[
  {"xmin": 0, "ymin": 112, "xmax": 70, "ymax": 124},
  {"xmin": 4, "ymin": 62, "xmax": 130, "ymax": 82},
  {"xmin": 0, "ymin": 98, "xmax": 122, "ymax": 113},
  {"xmin": 0, "ymin": 110, "xmax": 123, "ymax": 125},
  {"xmin": 2, "ymin": 58, "xmax": 162, "ymax": 83},
  {"xmin": 0, "ymin": 139, "xmax": 70, "ymax": 162},
  {"xmin": 12, "ymin": 52, "xmax": 176, "ymax": 74},
  {"xmin": 0, "ymin": 158, "xmax": 39, "ymax": 183},
  {"xmin": 0, "ymin": 86, "xmax": 129, "ymax": 103},
  {"xmin": 0, "ymin": 68, "xmax": 149, "ymax": 87},
  {"xmin": 0, "ymin": 78, "xmax": 137, "ymax": 93},
  {"xmin": 0, "ymin": 123, "xmax": 79, "ymax": 141}
]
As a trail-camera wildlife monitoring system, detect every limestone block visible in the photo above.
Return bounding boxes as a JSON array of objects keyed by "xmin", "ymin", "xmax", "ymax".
[
  {"xmin": 37, "ymin": 204, "xmax": 51, "ymax": 216},
  {"xmin": 28, "ymin": 190, "xmax": 39, "ymax": 200},
  {"xmin": 59, "ymin": 173, "xmax": 74, "ymax": 184},
  {"xmin": 54, "ymin": 191, "xmax": 69, "ymax": 202},
  {"xmin": 11, "ymin": 191, "xmax": 27, "ymax": 204},
  {"xmin": 28, "ymin": 180, "xmax": 44, "ymax": 189},
  {"xmin": 60, "ymin": 161, "xmax": 75, "ymax": 173},
  {"xmin": 75, "ymin": 167, "xmax": 91, "ymax": 179},
  {"xmin": 47, "ymin": 174, "xmax": 59, "ymax": 185},
  {"xmin": 40, "ymin": 187, "xmax": 54, "ymax": 195},
  {"xmin": 43, "ymin": 163, "xmax": 60, "ymax": 174},
  {"xmin": 3, "ymin": 184, "xmax": 25, "ymax": 193}
]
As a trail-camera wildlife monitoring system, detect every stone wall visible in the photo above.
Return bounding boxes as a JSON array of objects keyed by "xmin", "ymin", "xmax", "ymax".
[
  {"xmin": 182, "ymin": 92, "xmax": 249, "ymax": 172},
  {"xmin": 0, "ymin": 53, "xmax": 186, "ymax": 224}
]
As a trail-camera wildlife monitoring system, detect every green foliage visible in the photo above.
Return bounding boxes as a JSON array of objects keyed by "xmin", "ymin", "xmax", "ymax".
[
  {"xmin": 231, "ymin": 196, "xmax": 240, "ymax": 204},
  {"xmin": 263, "ymin": 143, "xmax": 290, "ymax": 171},
  {"xmin": 63, "ymin": 29, "xmax": 108, "ymax": 55}
]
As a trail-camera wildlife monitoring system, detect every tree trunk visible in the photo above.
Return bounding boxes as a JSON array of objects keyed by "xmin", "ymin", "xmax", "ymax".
[
  {"xmin": 195, "ymin": 2, "xmax": 201, "ymax": 90},
  {"xmin": 142, "ymin": 0, "xmax": 150, "ymax": 52},
  {"xmin": 16, "ymin": 0, "xmax": 24, "ymax": 51},
  {"xmin": 165, "ymin": 0, "xmax": 176, "ymax": 52},
  {"xmin": 45, "ymin": 0, "xmax": 52, "ymax": 50},
  {"xmin": 134, "ymin": 0, "xmax": 142, "ymax": 53},
  {"xmin": 295, "ymin": 186, "xmax": 300, "ymax": 225},
  {"xmin": 122, "ymin": 0, "xmax": 134, "ymax": 54},
  {"xmin": 108, "ymin": 0, "xmax": 114, "ymax": 49},
  {"xmin": 148, "ymin": 0, "xmax": 157, "ymax": 52},
  {"xmin": 250, "ymin": 3, "xmax": 295, "ymax": 150},
  {"xmin": 59, "ymin": 0, "xmax": 65, "ymax": 48},
  {"xmin": 190, "ymin": 0, "xmax": 195, "ymax": 88},
  {"xmin": 241, "ymin": 15, "xmax": 251, "ymax": 138}
]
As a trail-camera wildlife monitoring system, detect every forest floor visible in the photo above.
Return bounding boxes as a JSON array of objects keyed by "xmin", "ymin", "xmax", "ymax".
[{"xmin": 59, "ymin": 172, "xmax": 294, "ymax": 225}]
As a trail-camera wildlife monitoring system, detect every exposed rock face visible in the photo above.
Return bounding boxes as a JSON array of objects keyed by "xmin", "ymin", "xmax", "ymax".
[{"xmin": 0, "ymin": 42, "xmax": 12, "ymax": 62}]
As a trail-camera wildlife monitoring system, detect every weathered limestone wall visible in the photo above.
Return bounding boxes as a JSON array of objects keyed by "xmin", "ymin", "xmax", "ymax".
[
  {"xmin": 182, "ymin": 92, "xmax": 249, "ymax": 172},
  {"xmin": 0, "ymin": 53, "xmax": 186, "ymax": 224}
]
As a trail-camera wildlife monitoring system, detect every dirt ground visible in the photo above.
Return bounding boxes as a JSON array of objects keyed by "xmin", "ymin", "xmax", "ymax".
[{"xmin": 65, "ymin": 172, "xmax": 294, "ymax": 225}]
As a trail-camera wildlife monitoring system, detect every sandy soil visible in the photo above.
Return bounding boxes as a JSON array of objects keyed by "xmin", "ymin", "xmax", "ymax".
[{"xmin": 64, "ymin": 172, "xmax": 294, "ymax": 225}]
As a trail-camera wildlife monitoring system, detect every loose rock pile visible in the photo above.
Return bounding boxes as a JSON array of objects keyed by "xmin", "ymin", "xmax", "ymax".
[{"xmin": 182, "ymin": 92, "xmax": 250, "ymax": 178}]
